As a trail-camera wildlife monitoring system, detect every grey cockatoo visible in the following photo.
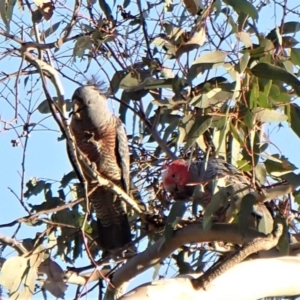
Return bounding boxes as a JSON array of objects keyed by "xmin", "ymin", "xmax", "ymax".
[
  {"xmin": 70, "ymin": 85, "xmax": 131, "ymax": 251},
  {"xmin": 162, "ymin": 158, "xmax": 272, "ymax": 225}
]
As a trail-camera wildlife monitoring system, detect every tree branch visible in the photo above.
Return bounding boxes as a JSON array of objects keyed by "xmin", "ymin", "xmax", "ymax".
[
  {"xmin": 191, "ymin": 224, "xmax": 283, "ymax": 290},
  {"xmin": 0, "ymin": 233, "xmax": 27, "ymax": 255},
  {"xmin": 109, "ymin": 223, "xmax": 265, "ymax": 291},
  {"xmin": 119, "ymin": 256, "xmax": 300, "ymax": 300}
]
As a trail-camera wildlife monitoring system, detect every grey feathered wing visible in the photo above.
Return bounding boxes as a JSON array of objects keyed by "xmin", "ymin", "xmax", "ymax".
[{"xmin": 93, "ymin": 118, "xmax": 131, "ymax": 252}]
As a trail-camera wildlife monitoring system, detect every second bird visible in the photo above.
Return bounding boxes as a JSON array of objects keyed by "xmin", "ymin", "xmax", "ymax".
[{"xmin": 162, "ymin": 158, "xmax": 271, "ymax": 224}]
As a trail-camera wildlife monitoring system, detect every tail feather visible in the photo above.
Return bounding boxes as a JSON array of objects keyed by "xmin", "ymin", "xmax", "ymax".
[
  {"xmin": 96, "ymin": 214, "xmax": 131, "ymax": 251},
  {"xmin": 90, "ymin": 186, "xmax": 132, "ymax": 251}
]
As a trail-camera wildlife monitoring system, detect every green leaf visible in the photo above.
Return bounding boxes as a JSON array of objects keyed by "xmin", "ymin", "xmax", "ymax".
[
  {"xmin": 282, "ymin": 172, "xmax": 300, "ymax": 187},
  {"xmin": 165, "ymin": 202, "xmax": 186, "ymax": 241},
  {"xmin": 257, "ymin": 206, "xmax": 273, "ymax": 234},
  {"xmin": 123, "ymin": 0, "xmax": 130, "ymax": 8},
  {"xmin": 236, "ymin": 32, "xmax": 252, "ymax": 48},
  {"xmin": 0, "ymin": 0, "xmax": 17, "ymax": 33},
  {"xmin": 291, "ymin": 48, "xmax": 300, "ymax": 66},
  {"xmin": 60, "ymin": 171, "xmax": 77, "ymax": 188},
  {"xmin": 223, "ymin": 0, "xmax": 258, "ymax": 21},
  {"xmin": 256, "ymin": 92, "xmax": 271, "ymax": 108},
  {"xmin": 203, "ymin": 186, "xmax": 227, "ymax": 230},
  {"xmin": 176, "ymin": 28, "xmax": 206, "ymax": 57},
  {"xmin": 252, "ymin": 108, "xmax": 287, "ymax": 123},
  {"xmin": 37, "ymin": 98, "xmax": 72, "ymax": 114},
  {"xmin": 152, "ymin": 263, "xmax": 161, "ymax": 280},
  {"xmin": 145, "ymin": 78, "xmax": 185, "ymax": 90},
  {"xmin": 32, "ymin": 8, "xmax": 43, "ymax": 23},
  {"xmin": 187, "ymin": 51, "xmax": 227, "ymax": 82},
  {"xmin": 267, "ymin": 22, "xmax": 300, "ymax": 42},
  {"xmin": 30, "ymin": 197, "xmax": 63, "ymax": 213},
  {"xmin": 236, "ymin": 52, "xmax": 250, "ymax": 74},
  {"xmin": 229, "ymin": 123, "xmax": 244, "ymax": 146},
  {"xmin": 269, "ymin": 85, "xmax": 291, "ymax": 103},
  {"xmin": 73, "ymin": 36, "xmax": 92, "ymax": 58},
  {"xmin": 24, "ymin": 178, "xmax": 46, "ymax": 198},
  {"xmin": 185, "ymin": 116, "xmax": 212, "ymax": 149},
  {"xmin": 119, "ymin": 70, "xmax": 152, "ymax": 90},
  {"xmin": 98, "ymin": 0, "xmax": 112, "ymax": 19},
  {"xmin": 251, "ymin": 63, "xmax": 300, "ymax": 96},
  {"xmin": 0, "ymin": 256, "xmax": 36, "ymax": 299},
  {"xmin": 192, "ymin": 90, "xmax": 233, "ymax": 109},
  {"xmin": 274, "ymin": 215, "xmax": 289, "ymax": 255},
  {"xmin": 182, "ymin": 0, "xmax": 203, "ymax": 15},
  {"xmin": 290, "ymin": 104, "xmax": 300, "ymax": 138},
  {"xmin": 110, "ymin": 70, "xmax": 127, "ymax": 95},
  {"xmin": 43, "ymin": 21, "xmax": 61, "ymax": 38},
  {"xmin": 175, "ymin": 250, "xmax": 193, "ymax": 274},
  {"xmin": 119, "ymin": 91, "xmax": 131, "ymax": 123},
  {"xmin": 264, "ymin": 155, "xmax": 297, "ymax": 177},
  {"xmin": 238, "ymin": 194, "xmax": 256, "ymax": 235}
]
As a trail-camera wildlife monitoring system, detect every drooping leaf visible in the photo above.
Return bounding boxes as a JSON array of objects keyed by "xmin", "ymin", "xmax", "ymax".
[
  {"xmin": 36, "ymin": 1, "xmax": 55, "ymax": 20},
  {"xmin": 251, "ymin": 63, "xmax": 300, "ymax": 96},
  {"xmin": 267, "ymin": 22, "xmax": 300, "ymax": 42},
  {"xmin": 37, "ymin": 98, "xmax": 72, "ymax": 114},
  {"xmin": 73, "ymin": 36, "xmax": 92, "ymax": 58},
  {"xmin": 0, "ymin": 0, "xmax": 17, "ymax": 32},
  {"xmin": 252, "ymin": 108, "xmax": 287, "ymax": 123},
  {"xmin": 203, "ymin": 186, "xmax": 227, "ymax": 229},
  {"xmin": 176, "ymin": 28, "xmax": 206, "ymax": 57},
  {"xmin": 164, "ymin": 202, "xmax": 186, "ymax": 241},
  {"xmin": 264, "ymin": 155, "xmax": 297, "ymax": 177},
  {"xmin": 98, "ymin": 0, "xmax": 112, "ymax": 19},
  {"xmin": 236, "ymin": 52, "xmax": 250, "ymax": 74},
  {"xmin": 119, "ymin": 91, "xmax": 131, "ymax": 123},
  {"xmin": 39, "ymin": 258, "xmax": 67, "ymax": 298},
  {"xmin": 187, "ymin": 51, "xmax": 227, "ymax": 82},
  {"xmin": 0, "ymin": 255, "xmax": 37, "ymax": 300},
  {"xmin": 291, "ymin": 48, "xmax": 300, "ymax": 66},
  {"xmin": 175, "ymin": 250, "xmax": 193, "ymax": 274},
  {"xmin": 185, "ymin": 115, "xmax": 212, "ymax": 149},
  {"xmin": 192, "ymin": 90, "xmax": 233, "ymax": 109},
  {"xmin": 290, "ymin": 104, "xmax": 300, "ymax": 138},
  {"xmin": 238, "ymin": 194, "xmax": 256, "ymax": 235},
  {"xmin": 43, "ymin": 21, "xmax": 61, "ymax": 38},
  {"xmin": 255, "ymin": 162, "xmax": 267, "ymax": 185},
  {"xmin": 182, "ymin": 0, "xmax": 203, "ymax": 15},
  {"xmin": 236, "ymin": 32, "xmax": 252, "ymax": 48},
  {"xmin": 24, "ymin": 178, "xmax": 46, "ymax": 198},
  {"xmin": 60, "ymin": 171, "xmax": 77, "ymax": 188},
  {"xmin": 274, "ymin": 215, "xmax": 290, "ymax": 255},
  {"xmin": 257, "ymin": 206, "xmax": 274, "ymax": 234},
  {"xmin": 223, "ymin": 0, "xmax": 258, "ymax": 21},
  {"xmin": 119, "ymin": 70, "xmax": 152, "ymax": 90},
  {"xmin": 123, "ymin": 0, "xmax": 130, "ymax": 8}
]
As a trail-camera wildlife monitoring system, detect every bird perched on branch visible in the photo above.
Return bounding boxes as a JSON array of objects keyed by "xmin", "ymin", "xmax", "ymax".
[
  {"xmin": 162, "ymin": 158, "xmax": 272, "ymax": 225},
  {"xmin": 70, "ymin": 85, "xmax": 131, "ymax": 252}
]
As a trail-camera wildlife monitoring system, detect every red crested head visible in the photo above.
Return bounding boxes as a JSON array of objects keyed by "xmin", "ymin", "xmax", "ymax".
[{"xmin": 162, "ymin": 159, "xmax": 190, "ymax": 192}]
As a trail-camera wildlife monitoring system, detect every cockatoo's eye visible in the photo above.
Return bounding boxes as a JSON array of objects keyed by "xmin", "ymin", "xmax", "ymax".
[{"xmin": 172, "ymin": 174, "xmax": 176, "ymax": 178}]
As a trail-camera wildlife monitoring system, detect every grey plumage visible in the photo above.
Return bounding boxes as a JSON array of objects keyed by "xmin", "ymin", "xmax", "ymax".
[
  {"xmin": 70, "ymin": 85, "xmax": 131, "ymax": 251},
  {"xmin": 162, "ymin": 158, "xmax": 272, "ymax": 225}
]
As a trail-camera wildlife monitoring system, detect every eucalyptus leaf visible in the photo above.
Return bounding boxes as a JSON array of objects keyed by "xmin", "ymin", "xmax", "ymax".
[
  {"xmin": 188, "ymin": 51, "xmax": 227, "ymax": 82},
  {"xmin": 223, "ymin": 0, "xmax": 258, "ymax": 21},
  {"xmin": 252, "ymin": 108, "xmax": 287, "ymax": 123},
  {"xmin": 165, "ymin": 202, "xmax": 187, "ymax": 241},
  {"xmin": 185, "ymin": 115, "xmax": 212, "ymax": 149},
  {"xmin": 251, "ymin": 63, "xmax": 300, "ymax": 96}
]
